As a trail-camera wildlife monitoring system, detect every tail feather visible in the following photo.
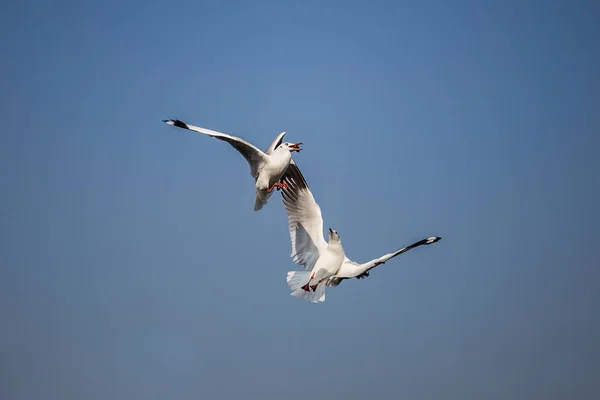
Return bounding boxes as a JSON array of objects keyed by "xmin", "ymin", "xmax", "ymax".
[
  {"xmin": 254, "ymin": 190, "xmax": 273, "ymax": 211},
  {"xmin": 287, "ymin": 271, "xmax": 326, "ymax": 303}
]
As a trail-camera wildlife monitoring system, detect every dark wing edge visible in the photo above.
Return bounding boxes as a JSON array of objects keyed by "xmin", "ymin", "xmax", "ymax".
[
  {"xmin": 162, "ymin": 119, "xmax": 267, "ymax": 177},
  {"xmin": 281, "ymin": 160, "xmax": 309, "ymax": 190}
]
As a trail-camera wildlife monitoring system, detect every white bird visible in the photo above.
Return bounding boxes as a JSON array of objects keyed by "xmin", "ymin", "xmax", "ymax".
[
  {"xmin": 281, "ymin": 164, "xmax": 441, "ymax": 303},
  {"xmin": 163, "ymin": 119, "xmax": 302, "ymax": 211}
]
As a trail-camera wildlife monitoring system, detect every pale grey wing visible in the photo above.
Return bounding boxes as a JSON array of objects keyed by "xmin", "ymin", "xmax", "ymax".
[
  {"xmin": 163, "ymin": 119, "xmax": 268, "ymax": 178},
  {"xmin": 265, "ymin": 131, "xmax": 286, "ymax": 155},
  {"xmin": 332, "ymin": 237, "xmax": 442, "ymax": 283},
  {"xmin": 281, "ymin": 162, "xmax": 328, "ymax": 271}
]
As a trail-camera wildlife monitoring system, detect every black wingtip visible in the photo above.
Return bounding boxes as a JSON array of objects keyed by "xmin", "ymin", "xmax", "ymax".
[
  {"xmin": 282, "ymin": 162, "xmax": 310, "ymax": 191},
  {"xmin": 163, "ymin": 119, "xmax": 189, "ymax": 129},
  {"xmin": 419, "ymin": 236, "xmax": 441, "ymax": 246}
]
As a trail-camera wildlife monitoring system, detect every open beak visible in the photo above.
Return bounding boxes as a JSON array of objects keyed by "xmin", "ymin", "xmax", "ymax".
[
  {"xmin": 290, "ymin": 142, "xmax": 303, "ymax": 152},
  {"xmin": 329, "ymin": 228, "xmax": 333, "ymax": 234}
]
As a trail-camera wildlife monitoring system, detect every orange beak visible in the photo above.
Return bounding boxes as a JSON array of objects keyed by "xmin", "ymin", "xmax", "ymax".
[{"xmin": 291, "ymin": 142, "xmax": 303, "ymax": 152}]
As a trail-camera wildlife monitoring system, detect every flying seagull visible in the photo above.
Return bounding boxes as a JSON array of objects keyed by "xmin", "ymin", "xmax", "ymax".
[
  {"xmin": 163, "ymin": 119, "xmax": 302, "ymax": 211},
  {"xmin": 281, "ymin": 165, "xmax": 441, "ymax": 303}
]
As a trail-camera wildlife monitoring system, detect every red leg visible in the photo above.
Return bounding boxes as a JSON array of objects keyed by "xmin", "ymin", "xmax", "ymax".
[
  {"xmin": 301, "ymin": 272, "xmax": 317, "ymax": 292},
  {"xmin": 268, "ymin": 182, "xmax": 288, "ymax": 193},
  {"xmin": 310, "ymin": 277, "xmax": 325, "ymax": 292},
  {"xmin": 267, "ymin": 183, "xmax": 280, "ymax": 193},
  {"xmin": 276, "ymin": 182, "xmax": 289, "ymax": 191}
]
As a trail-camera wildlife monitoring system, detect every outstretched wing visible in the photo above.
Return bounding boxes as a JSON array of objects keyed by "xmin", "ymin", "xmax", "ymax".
[
  {"xmin": 265, "ymin": 131, "xmax": 287, "ymax": 154},
  {"xmin": 327, "ymin": 236, "xmax": 442, "ymax": 286},
  {"xmin": 163, "ymin": 119, "xmax": 268, "ymax": 178},
  {"xmin": 281, "ymin": 162, "xmax": 327, "ymax": 271}
]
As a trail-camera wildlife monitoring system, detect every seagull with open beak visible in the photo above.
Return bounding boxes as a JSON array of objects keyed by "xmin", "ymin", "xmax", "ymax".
[{"xmin": 163, "ymin": 118, "xmax": 303, "ymax": 211}]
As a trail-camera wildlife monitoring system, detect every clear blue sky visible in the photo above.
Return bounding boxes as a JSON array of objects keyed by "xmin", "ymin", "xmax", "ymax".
[{"xmin": 2, "ymin": 0, "xmax": 599, "ymax": 399}]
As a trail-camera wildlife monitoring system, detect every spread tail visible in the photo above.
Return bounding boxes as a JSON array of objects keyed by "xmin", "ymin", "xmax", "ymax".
[
  {"xmin": 286, "ymin": 271, "xmax": 326, "ymax": 303},
  {"xmin": 253, "ymin": 189, "xmax": 273, "ymax": 211}
]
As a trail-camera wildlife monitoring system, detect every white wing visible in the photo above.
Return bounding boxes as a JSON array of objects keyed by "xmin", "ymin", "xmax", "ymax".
[
  {"xmin": 265, "ymin": 131, "xmax": 287, "ymax": 154},
  {"xmin": 327, "ymin": 236, "xmax": 442, "ymax": 286},
  {"xmin": 163, "ymin": 119, "xmax": 268, "ymax": 178},
  {"xmin": 281, "ymin": 162, "xmax": 328, "ymax": 271}
]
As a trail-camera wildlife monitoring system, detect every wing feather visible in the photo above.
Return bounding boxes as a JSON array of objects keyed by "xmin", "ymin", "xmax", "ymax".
[
  {"xmin": 163, "ymin": 119, "xmax": 267, "ymax": 177},
  {"xmin": 265, "ymin": 131, "xmax": 287, "ymax": 154},
  {"xmin": 332, "ymin": 237, "xmax": 442, "ymax": 282},
  {"xmin": 281, "ymin": 163, "xmax": 327, "ymax": 271}
]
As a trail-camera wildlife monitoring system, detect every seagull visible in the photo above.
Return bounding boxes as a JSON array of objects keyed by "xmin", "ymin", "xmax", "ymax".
[
  {"xmin": 163, "ymin": 119, "xmax": 302, "ymax": 211},
  {"xmin": 281, "ymin": 164, "xmax": 441, "ymax": 303}
]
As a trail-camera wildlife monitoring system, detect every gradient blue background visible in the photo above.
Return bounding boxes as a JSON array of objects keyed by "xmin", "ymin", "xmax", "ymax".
[{"xmin": 2, "ymin": 0, "xmax": 599, "ymax": 399}]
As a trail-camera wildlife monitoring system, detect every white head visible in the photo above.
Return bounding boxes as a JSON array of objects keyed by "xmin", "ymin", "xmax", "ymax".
[
  {"xmin": 278, "ymin": 142, "xmax": 302, "ymax": 152},
  {"xmin": 328, "ymin": 228, "xmax": 341, "ymax": 243}
]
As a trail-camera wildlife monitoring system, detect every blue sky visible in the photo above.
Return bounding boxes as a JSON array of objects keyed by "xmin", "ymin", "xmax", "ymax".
[{"xmin": 2, "ymin": 0, "xmax": 599, "ymax": 399}]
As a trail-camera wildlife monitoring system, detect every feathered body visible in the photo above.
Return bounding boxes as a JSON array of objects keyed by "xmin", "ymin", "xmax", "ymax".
[{"xmin": 163, "ymin": 119, "xmax": 302, "ymax": 211}]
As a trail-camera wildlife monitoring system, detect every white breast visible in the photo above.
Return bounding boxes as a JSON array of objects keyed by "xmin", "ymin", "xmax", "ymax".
[
  {"xmin": 313, "ymin": 243, "xmax": 345, "ymax": 280},
  {"xmin": 264, "ymin": 150, "xmax": 291, "ymax": 182}
]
